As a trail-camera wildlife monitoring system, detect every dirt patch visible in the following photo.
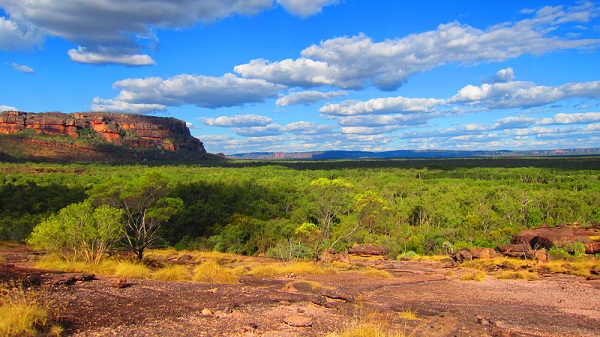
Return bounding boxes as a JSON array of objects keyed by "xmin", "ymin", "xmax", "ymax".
[{"xmin": 2, "ymin": 244, "xmax": 600, "ymax": 337}]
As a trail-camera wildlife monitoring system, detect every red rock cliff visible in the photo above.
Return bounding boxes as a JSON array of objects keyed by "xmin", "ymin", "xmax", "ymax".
[{"xmin": 0, "ymin": 111, "xmax": 206, "ymax": 154}]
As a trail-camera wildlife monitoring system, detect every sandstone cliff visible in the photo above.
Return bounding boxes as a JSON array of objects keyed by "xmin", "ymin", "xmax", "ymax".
[{"xmin": 0, "ymin": 111, "xmax": 208, "ymax": 162}]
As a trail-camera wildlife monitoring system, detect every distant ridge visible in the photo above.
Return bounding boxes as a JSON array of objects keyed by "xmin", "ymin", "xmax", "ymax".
[{"xmin": 227, "ymin": 148, "xmax": 600, "ymax": 160}]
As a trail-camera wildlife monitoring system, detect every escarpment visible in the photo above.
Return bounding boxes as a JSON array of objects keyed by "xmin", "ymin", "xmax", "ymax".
[{"xmin": 0, "ymin": 111, "xmax": 208, "ymax": 163}]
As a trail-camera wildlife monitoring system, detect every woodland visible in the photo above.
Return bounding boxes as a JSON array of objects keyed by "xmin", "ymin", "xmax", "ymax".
[{"xmin": 1, "ymin": 157, "xmax": 599, "ymax": 261}]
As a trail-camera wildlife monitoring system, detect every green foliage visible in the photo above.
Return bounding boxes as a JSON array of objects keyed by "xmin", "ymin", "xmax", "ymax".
[
  {"xmin": 27, "ymin": 200, "xmax": 124, "ymax": 264},
  {"xmin": 1, "ymin": 157, "xmax": 600, "ymax": 258}
]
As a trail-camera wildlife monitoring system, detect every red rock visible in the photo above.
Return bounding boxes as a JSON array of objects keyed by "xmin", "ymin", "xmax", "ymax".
[
  {"xmin": 348, "ymin": 243, "xmax": 387, "ymax": 256},
  {"xmin": 470, "ymin": 247, "xmax": 498, "ymax": 259}
]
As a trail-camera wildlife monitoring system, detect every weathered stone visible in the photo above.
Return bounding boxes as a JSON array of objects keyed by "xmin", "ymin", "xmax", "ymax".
[
  {"xmin": 497, "ymin": 243, "xmax": 530, "ymax": 254},
  {"xmin": 470, "ymin": 247, "xmax": 498, "ymax": 259},
  {"xmin": 318, "ymin": 249, "xmax": 350, "ymax": 263},
  {"xmin": 453, "ymin": 249, "xmax": 473, "ymax": 262},
  {"xmin": 177, "ymin": 254, "xmax": 194, "ymax": 264},
  {"xmin": 513, "ymin": 225, "xmax": 600, "ymax": 251},
  {"xmin": 348, "ymin": 243, "xmax": 387, "ymax": 256},
  {"xmin": 284, "ymin": 315, "xmax": 313, "ymax": 327}
]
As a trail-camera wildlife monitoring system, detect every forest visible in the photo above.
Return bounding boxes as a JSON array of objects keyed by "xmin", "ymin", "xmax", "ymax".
[{"xmin": 1, "ymin": 156, "xmax": 599, "ymax": 260}]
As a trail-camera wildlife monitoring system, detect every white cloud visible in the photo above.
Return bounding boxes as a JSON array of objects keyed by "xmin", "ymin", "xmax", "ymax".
[
  {"xmin": 451, "ymin": 80, "xmax": 600, "ymax": 109},
  {"xmin": 285, "ymin": 121, "xmax": 337, "ymax": 135},
  {"xmin": 90, "ymin": 97, "xmax": 166, "ymax": 114},
  {"xmin": 96, "ymin": 73, "xmax": 284, "ymax": 109},
  {"xmin": 276, "ymin": 0, "xmax": 339, "ymax": 17},
  {"xmin": 0, "ymin": 16, "xmax": 42, "ymax": 51},
  {"xmin": 234, "ymin": 124, "xmax": 286, "ymax": 137},
  {"xmin": 276, "ymin": 90, "xmax": 347, "ymax": 106},
  {"xmin": 0, "ymin": 0, "xmax": 336, "ymax": 65},
  {"xmin": 0, "ymin": 104, "xmax": 17, "ymax": 111},
  {"xmin": 536, "ymin": 112, "xmax": 600, "ymax": 125},
  {"xmin": 336, "ymin": 114, "xmax": 431, "ymax": 127},
  {"xmin": 10, "ymin": 62, "xmax": 34, "ymax": 73},
  {"xmin": 68, "ymin": 47, "xmax": 155, "ymax": 66},
  {"xmin": 235, "ymin": 5, "xmax": 599, "ymax": 90},
  {"xmin": 199, "ymin": 114, "xmax": 272, "ymax": 127},
  {"xmin": 491, "ymin": 67, "xmax": 515, "ymax": 83},
  {"xmin": 319, "ymin": 96, "xmax": 446, "ymax": 116}
]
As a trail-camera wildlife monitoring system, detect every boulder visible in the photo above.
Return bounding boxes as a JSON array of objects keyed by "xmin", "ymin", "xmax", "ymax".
[
  {"xmin": 453, "ymin": 249, "xmax": 473, "ymax": 262},
  {"xmin": 348, "ymin": 244, "xmax": 387, "ymax": 256},
  {"xmin": 497, "ymin": 243, "xmax": 530, "ymax": 254},
  {"xmin": 470, "ymin": 247, "xmax": 499, "ymax": 259},
  {"xmin": 513, "ymin": 225, "xmax": 600, "ymax": 251},
  {"xmin": 318, "ymin": 249, "xmax": 350, "ymax": 263}
]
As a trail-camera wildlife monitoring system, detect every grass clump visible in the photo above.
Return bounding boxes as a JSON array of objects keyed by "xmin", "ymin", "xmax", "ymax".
[
  {"xmin": 361, "ymin": 268, "xmax": 394, "ymax": 278},
  {"xmin": 249, "ymin": 261, "xmax": 335, "ymax": 277},
  {"xmin": 152, "ymin": 265, "xmax": 191, "ymax": 281},
  {"xmin": 397, "ymin": 308, "xmax": 418, "ymax": 321},
  {"xmin": 460, "ymin": 270, "xmax": 487, "ymax": 282},
  {"xmin": 0, "ymin": 284, "xmax": 49, "ymax": 336},
  {"xmin": 113, "ymin": 262, "xmax": 151, "ymax": 279},
  {"xmin": 286, "ymin": 280, "xmax": 322, "ymax": 294},
  {"xmin": 192, "ymin": 259, "xmax": 239, "ymax": 284},
  {"xmin": 497, "ymin": 271, "xmax": 539, "ymax": 281}
]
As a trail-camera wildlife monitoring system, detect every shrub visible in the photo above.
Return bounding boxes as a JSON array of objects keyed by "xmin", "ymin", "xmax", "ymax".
[{"xmin": 192, "ymin": 259, "xmax": 239, "ymax": 284}]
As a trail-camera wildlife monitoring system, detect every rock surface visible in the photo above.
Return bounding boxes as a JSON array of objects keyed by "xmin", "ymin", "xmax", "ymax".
[{"xmin": 513, "ymin": 225, "xmax": 600, "ymax": 254}]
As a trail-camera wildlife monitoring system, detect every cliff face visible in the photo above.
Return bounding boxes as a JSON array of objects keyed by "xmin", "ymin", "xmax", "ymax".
[{"xmin": 0, "ymin": 111, "xmax": 207, "ymax": 162}]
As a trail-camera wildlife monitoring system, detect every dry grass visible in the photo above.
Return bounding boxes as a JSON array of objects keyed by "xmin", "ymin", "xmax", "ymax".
[
  {"xmin": 497, "ymin": 271, "xmax": 540, "ymax": 281},
  {"xmin": 328, "ymin": 301, "xmax": 418, "ymax": 337},
  {"xmin": 397, "ymin": 308, "xmax": 418, "ymax": 321},
  {"xmin": 361, "ymin": 268, "xmax": 394, "ymax": 278},
  {"xmin": 460, "ymin": 270, "xmax": 487, "ymax": 282},
  {"xmin": 192, "ymin": 259, "xmax": 239, "ymax": 284},
  {"xmin": 0, "ymin": 284, "xmax": 50, "ymax": 336},
  {"xmin": 152, "ymin": 265, "xmax": 191, "ymax": 281},
  {"xmin": 248, "ymin": 261, "xmax": 336, "ymax": 277},
  {"xmin": 113, "ymin": 262, "xmax": 151, "ymax": 279}
]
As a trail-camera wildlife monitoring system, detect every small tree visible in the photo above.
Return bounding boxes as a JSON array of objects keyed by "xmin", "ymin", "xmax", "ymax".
[
  {"xmin": 27, "ymin": 201, "xmax": 124, "ymax": 264},
  {"xmin": 92, "ymin": 171, "xmax": 183, "ymax": 261}
]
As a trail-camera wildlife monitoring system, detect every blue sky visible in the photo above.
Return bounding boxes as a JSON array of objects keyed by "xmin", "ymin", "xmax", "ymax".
[{"xmin": 1, "ymin": 1, "xmax": 599, "ymax": 155}]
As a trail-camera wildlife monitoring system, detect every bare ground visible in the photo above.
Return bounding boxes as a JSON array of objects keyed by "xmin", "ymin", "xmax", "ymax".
[{"xmin": 2, "ymin": 244, "xmax": 600, "ymax": 337}]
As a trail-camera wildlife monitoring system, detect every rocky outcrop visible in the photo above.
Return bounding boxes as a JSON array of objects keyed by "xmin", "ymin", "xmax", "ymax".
[
  {"xmin": 347, "ymin": 244, "xmax": 387, "ymax": 257},
  {"xmin": 0, "ymin": 111, "xmax": 207, "ymax": 161},
  {"xmin": 512, "ymin": 224, "xmax": 600, "ymax": 254}
]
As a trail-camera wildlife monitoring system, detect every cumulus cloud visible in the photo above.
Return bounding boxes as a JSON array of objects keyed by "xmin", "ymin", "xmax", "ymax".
[
  {"xmin": 536, "ymin": 112, "xmax": 600, "ymax": 125},
  {"xmin": 199, "ymin": 114, "xmax": 272, "ymax": 127},
  {"xmin": 0, "ymin": 0, "xmax": 336, "ymax": 65},
  {"xmin": 276, "ymin": 0, "xmax": 339, "ymax": 17},
  {"xmin": 490, "ymin": 67, "xmax": 515, "ymax": 83},
  {"xmin": 95, "ymin": 73, "xmax": 284, "ymax": 110},
  {"xmin": 451, "ymin": 80, "xmax": 600, "ymax": 109},
  {"xmin": 68, "ymin": 47, "xmax": 155, "ymax": 66},
  {"xmin": 276, "ymin": 90, "xmax": 347, "ymax": 106},
  {"xmin": 319, "ymin": 96, "xmax": 446, "ymax": 116},
  {"xmin": 236, "ymin": 5, "xmax": 599, "ymax": 90},
  {"xmin": 234, "ymin": 124, "xmax": 286, "ymax": 137},
  {"xmin": 0, "ymin": 104, "xmax": 17, "ymax": 111},
  {"xmin": 10, "ymin": 62, "xmax": 34, "ymax": 73},
  {"xmin": 90, "ymin": 97, "xmax": 166, "ymax": 114}
]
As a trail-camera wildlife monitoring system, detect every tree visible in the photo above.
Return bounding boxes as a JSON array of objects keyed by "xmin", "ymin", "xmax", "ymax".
[
  {"xmin": 27, "ymin": 201, "xmax": 124, "ymax": 264},
  {"xmin": 307, "ymin": 178, "xmax": 353, "ymax": 258},
  {"xmin": 92, "ymin": 171, "xmax": 183, "ymax": 261}
]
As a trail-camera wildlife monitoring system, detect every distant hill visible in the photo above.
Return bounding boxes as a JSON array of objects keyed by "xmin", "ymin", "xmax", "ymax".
[
  {"xmin": 227, "ymin": 148, "xmax": 600, "ymax": 160},
  {"xmin": 0, "ymin": 111, "xmax": 210, "ymax": 163}
]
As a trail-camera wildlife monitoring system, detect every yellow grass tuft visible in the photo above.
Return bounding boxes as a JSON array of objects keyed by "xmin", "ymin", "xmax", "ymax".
[
  {"xmin": 286, "ymin": 280, "xmax": 322, "ymax": 294},
  {"xmin": 460, "ymin": 270, "xmax": 487, "ymax": 282},
  {"xmin": 248, "ymin": 261, "xmax": 335, "ymax": 277},
  {"xmin": 113, "ymin": 262, "xmax": 151, "ymax": 279},
  {"xmin": 152, "ymin": 265, "xmax": 192, "ymax": 281},
  {"xmin": 397, "ymin": 308, "xmax": 418, "ymax": 321},
  {"xmin": 361, "ymin": 268, "xmax": 394, "ymax": 278},
  {"xmin": 497, "ymin": 271, "xmax": 539, "ymax": 281},
  {"xmin": 192, "ymin": 259, "xmax": 239, "ymax": 284},
  {"xmin": 0, "ymin": 284, "xmax": 49, "ymax": 336}
]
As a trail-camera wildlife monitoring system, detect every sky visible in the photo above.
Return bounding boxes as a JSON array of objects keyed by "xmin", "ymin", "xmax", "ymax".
[{"xmin": 1, "ymin": 1, "xmax": 599, "ymax": 155}]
